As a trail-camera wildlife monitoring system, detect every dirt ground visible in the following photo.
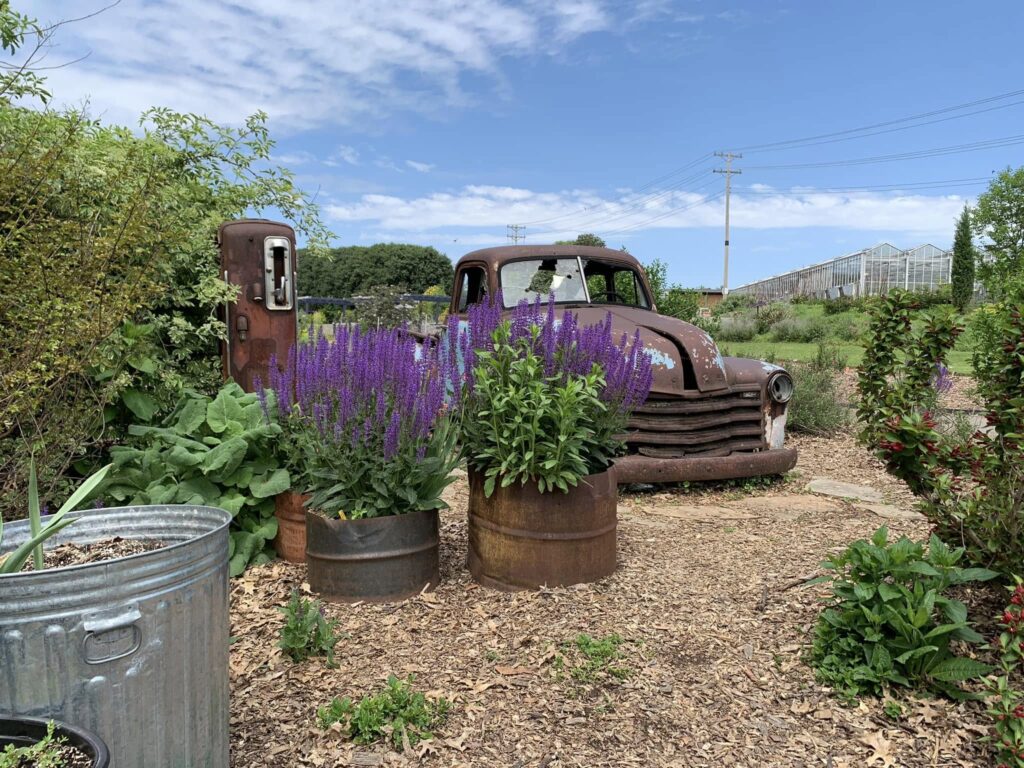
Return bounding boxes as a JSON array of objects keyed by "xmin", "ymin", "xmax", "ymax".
[{"xmin": 229, "ymin": 431, "xmax": 996, "ymax": 768}]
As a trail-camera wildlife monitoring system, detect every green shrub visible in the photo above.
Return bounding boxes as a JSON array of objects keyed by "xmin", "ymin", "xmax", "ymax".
[
  {"xmin": 101, "ymin": 382, "xmax": 288, "ymax": 575},
  {"xmin": 858, "ymin": 289, "xmax": 1024, "ymax": 575},
  {"xmin": 278, "ymin": 590, "xmax": 342, "ymax": 666},
  {"xmin": 786, "ymin": 343, "xmax": 848, "ymax": 435},
  {"xmin": 769, "ymin": 316, "xmax": 828, "ymax": 343},
  {"xmin": 987, "ymin": 580, "xmax": 1024, "ymax": 768},
  {"xmin": 715, "ymin": 314, "xmax": 758, "ymax": 342},
  {"xmin": 810, "ymin": 526, "xmax": 996, "ymax": 703},
  {"xmin": 825, "ymin": 314, "xmax": 865, "ymax": 342},
  {"xmin": 822, "ymin": 296, "xmax": 857, "ymax": 315},
  {"xmin": 754, "ymin": 303, "xmax": 791, "ymax": 334},
  {"xmin": 317, "ymin": 676, "xmax": 450, "ymax": 750}
]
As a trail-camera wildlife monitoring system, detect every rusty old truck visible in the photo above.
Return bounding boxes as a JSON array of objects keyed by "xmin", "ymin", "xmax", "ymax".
[{"xmin": 448, "ymin": 244, "xmax": 797, "ymax": 484}]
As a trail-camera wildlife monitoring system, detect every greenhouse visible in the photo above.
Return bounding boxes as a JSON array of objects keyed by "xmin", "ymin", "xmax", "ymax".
[{"xmin": 730, "ymin": 242, "xmax": 952, "ymax": 302}]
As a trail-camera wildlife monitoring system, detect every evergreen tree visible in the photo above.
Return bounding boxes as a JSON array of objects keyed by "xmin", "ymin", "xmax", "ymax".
[{"xmin": 950, "ymin": 206, "xmax": 976, "ymax": 311}]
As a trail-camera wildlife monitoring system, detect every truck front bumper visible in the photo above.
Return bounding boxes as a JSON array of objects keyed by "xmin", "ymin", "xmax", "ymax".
[{"xmin": 613, "ymin": 447, "xmax": 798, "ymax": 485}]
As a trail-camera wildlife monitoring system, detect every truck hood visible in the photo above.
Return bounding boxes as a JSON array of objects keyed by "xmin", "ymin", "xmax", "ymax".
[{"xmin": 564, "ymin": 305, "xmax": 729, "ymax": 395}]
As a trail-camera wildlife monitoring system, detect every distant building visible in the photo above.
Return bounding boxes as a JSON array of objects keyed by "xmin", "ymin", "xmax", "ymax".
[{"xmin": 730, "ymin": 243, "xmax": 951, "ymax": 302}]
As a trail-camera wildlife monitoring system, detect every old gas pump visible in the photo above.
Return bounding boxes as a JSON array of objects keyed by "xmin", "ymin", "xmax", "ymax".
[{"xmin": 218, "ymin": 219, "xmax": 298, "ymax": 391}]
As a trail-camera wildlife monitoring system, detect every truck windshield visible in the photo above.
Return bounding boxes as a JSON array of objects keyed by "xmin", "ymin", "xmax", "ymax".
[{"xmin": 499, "ymin": 257, "xmax": 650, "ymax": 309}]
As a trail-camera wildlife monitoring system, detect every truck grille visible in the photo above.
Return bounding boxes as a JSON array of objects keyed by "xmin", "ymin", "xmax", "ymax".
[{"xmin": 624, "ymin": 387, "xmax": 766, "ymax": 459}]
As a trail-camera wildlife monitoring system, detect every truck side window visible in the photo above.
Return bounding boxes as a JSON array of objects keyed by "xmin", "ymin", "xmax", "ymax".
[{"xmin": 456, "ymin": 266, "xmax": 487, "ymax": 312}]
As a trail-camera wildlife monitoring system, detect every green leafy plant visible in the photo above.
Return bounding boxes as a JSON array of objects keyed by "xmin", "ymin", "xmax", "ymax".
[
  {"xmin": 986, "ymin": 580, "xmax": 1024, "ymax": 767},
  {"xmin": 458, "ymin": 300, "xmax": 652, "ymax": 497},
  {"xmin": 562, "ymin": 633, "xmax": 632, "ymax": 683},
  {"xmin": 809, "ymin": 526, "xmax": 996, "ymax": 702},
  {"xmin": 787, "ymin": 342, "xmax": 848, "ymax": 435},
  {"xmin": 0, "ymin": 720, "xmax": 69, "ymax": 768},
  {"xmin": 857, "ymin": 289, "xmax": 1024, "ymax": 574},
  {"xmin": 278, "ymin": 590, "xmax": 342, "ymax": 666},
  {"xmin": 101, "ymin": 382, "xmax": 289, "ymax": 575},
  {"xmin": 317, "ymin": 676, "xmax": 450, "ymax": 750},
  {"xmin": 0, "ymin": 458, "xmax": 111, "ymax": 575}
]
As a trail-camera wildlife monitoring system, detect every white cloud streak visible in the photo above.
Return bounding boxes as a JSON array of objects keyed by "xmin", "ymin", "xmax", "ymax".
[
  {"xmin": 325, "ymin": 184, "xmax": 973, "ymax": 240},
  {"xmin": 22, "ymin": 0, "xmax": 610, "ymax": 128}
]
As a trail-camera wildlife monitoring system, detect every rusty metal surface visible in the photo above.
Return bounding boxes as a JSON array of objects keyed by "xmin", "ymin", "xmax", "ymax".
[
  {"xmin": 273, "ymin": 491, "xmax": 309, "ymax": 564},
  {"xmin": 613, "ymin": 447, "xmax": 798, "ymax": 484},
  {"xmin": 467, "ymin": 469, "xmax": 617, "ymax": 591},
  {"xmin": 306, "ymin": 509, "xmax": 440, "ymax": 603},
  {"xmin": 218, "ymin": 219, "xmax": 297, "ymax": 391}
]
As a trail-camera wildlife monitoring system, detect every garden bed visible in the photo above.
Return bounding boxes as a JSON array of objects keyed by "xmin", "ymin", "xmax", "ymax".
[{"xmin": 228, "ymin": 431, "xmax": 993, "ymax": 767}]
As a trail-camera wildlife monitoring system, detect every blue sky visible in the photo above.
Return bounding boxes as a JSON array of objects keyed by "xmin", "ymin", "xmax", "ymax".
[{"xmin": 23, "ymin": 0, "xmax": 1024, "ymax": 289}]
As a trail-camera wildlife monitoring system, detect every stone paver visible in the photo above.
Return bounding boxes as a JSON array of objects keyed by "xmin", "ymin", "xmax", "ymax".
[
  {"xmin": 857, "ymin": 503, "xmax": 921, "ymax": 521},
  {"xmin": 806, "ymin": 477, "xmax": 883, "ymax": 504},
  {"xmin": 728, "ymin": 494, "xmax": 841, "ymax": 521}
]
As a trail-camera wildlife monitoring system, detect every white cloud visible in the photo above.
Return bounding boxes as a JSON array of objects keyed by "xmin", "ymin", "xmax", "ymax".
[
  {"xmin": 325, "ymin": 184, "xmax": 973, "ymax": 241},
  {"xmin": 326, "ymin": 145, "xmax": 360, "ymax": 167},
  {"xmin": 22, "ymin": 0, "xmax": 610, "ymax": 128},
  {"xmin": 406, "ymin": 160, "xmax": 435, "ymax": 173}
]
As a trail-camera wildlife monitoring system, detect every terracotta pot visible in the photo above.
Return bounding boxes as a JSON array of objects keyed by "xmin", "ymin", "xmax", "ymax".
[
  {"xmin": 467, "ymin": 468, "xmax": 618, "ymax": 591},
  {"xmin": 273, "ymin": 491, "xmax": 310, "ymax": 563},
  {"xmin": 305, "ymin": 509, "xmax": 440, "ymax": 603}
]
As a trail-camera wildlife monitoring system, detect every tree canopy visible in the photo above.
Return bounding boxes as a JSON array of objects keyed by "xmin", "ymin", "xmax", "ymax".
[
  {"xmin": 973, "ymin": 166, "xmax": 1024, "ymax": 296},
  {"xmin": 554, "ymin": 233, "xmax": 606, "ymax": 248},
  {"xmin": 299, "ymin": 243, "xmax": 454, "ymax": 297}
]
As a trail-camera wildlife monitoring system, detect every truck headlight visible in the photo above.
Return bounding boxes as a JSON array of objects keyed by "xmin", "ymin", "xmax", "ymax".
[{"xmin": 768, "ymin": 372, "xmax": 794, "ymax": 404}]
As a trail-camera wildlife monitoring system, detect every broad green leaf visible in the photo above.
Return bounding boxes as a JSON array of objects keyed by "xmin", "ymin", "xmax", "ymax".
[
  {"xmin": 175, "ymin": 398, "xmax": 208, "ymax": 435},
  {"xmin": 250, "ymin": 468, "xmax": 290, "ymax": 499},
  {"xmin": 202, "ymin": 436, "xmax": 248, "ymax": 477},
  {"xmin": 928, "ymin": 657, "xmax": 992, "ymax": 683},
  {"xmin": 206, "ymin": 387, "xmax": 245, "ymax": 433},
  {"xmin": 122, "ymin": 388, "xmax": 158, "ymax": 421}
]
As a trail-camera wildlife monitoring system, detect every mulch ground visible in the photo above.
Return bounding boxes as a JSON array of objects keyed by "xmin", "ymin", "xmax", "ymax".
[{"xmin": 229, "ymin": 431, "xmax": 997, "ymax": 768}]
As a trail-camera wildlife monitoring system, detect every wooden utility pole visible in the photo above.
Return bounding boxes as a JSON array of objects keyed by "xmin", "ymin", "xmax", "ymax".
[
  {"xmin": 506, "ymin": 224, "xmax": 525, "ymax": 244},
  {"xmin": 713, "ymin": 152, "xmax": 742, "ymax": 295}
]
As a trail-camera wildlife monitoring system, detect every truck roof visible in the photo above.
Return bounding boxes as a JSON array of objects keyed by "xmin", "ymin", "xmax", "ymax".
[{"xmin": 455, "ymin": 245, "xmax": 644, "ymax": 271}]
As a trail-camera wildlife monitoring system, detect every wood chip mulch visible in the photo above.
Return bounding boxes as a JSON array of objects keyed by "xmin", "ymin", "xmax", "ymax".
[{"xmin": 229, "ymin": 433, "xmax": 996, "ymax": 768}]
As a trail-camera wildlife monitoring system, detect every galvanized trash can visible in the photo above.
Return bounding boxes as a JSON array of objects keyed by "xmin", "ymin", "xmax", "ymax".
[{"xmin": 0, "ymin": 505, "xmax": 231, "ymax": 768}]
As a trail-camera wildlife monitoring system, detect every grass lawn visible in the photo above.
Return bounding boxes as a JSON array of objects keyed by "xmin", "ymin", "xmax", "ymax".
[{"xmin": 720, "ymin": 341, "xmax": 974, "ymax": 374}]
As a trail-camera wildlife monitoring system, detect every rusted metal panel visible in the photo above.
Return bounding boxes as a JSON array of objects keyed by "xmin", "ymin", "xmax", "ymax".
[
  {"xmin": 305, "ymin": 509, "xmax": 440, "ymax": 603},
  {"xmin": 273, "ymin": 491, "xmax": 309, "ymax": 563},
  {"xmin": 614, "ymin": 447, "xmax": 798, "ymax": 484},
  {"xmin": 218, "ymin": 219, "xmax": 297, "ymax": 391},
  {"xmin": 467, "ymin": 469, "xmax": 617, "ymax": 591}
]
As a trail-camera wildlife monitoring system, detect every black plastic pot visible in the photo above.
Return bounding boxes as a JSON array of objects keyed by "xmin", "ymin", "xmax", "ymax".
[
  {"xmin": 0, "ymin": 715, "xmax": 110, "ymax": 767},
  {"xmin": 306, "ymin": 508, "xmax": 440, "ymax": 603}
]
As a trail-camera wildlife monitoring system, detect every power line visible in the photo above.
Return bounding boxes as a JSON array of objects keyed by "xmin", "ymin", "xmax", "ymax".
[
  {"xmin": 595, "ymin": 190, "xmax": 726, "ymax": 237},
  {"xmin": 516, "ymin": 153, "xmax": 713, "ymax": 228},
  {"xmin": 745, "ymin": 134, "xmax": 1024, "ymax": 171},
  {"xmin": 729, "ymin": 87, "xmax": 1024, "ymax": 153},
  {"xmin": 738, "ymin": 176, "xmax": 991, "ymax": 194}
]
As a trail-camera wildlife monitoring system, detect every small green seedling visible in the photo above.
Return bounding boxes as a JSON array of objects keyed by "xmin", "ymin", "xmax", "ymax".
[
  {"xmin": 563, "ymin": 633, "xmax": 632, "ymax": 683},
  {"xmin": 278, "ymin": 590, "xmax": 342, "ymax": 666},
  {"xmin": 317, "ymin": 675, "xmax": 450, "ymax": 750},
  {"xmin": 0, "ymin": 720, "xmax": 68, "ymax": 768}
]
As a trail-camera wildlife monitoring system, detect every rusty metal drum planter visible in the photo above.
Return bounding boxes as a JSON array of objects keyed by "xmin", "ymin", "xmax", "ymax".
[
  {"xmin": 306, "ymin": 509, "xmax": 440, "ymax": 603},
  {"xmin": 0, "ymin": 715, "xmax": 110, "ymax": 768},
  {"xmin": 0, "ymin": 505, "xmax": 231, "ymax": 768},
  {"xmin": 273, "ymin": 491, "xmax": 310, "ymax": 563},
  {"xmin": 467, "ymin": 469, "xmax": 618, "ymax": 591}
]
